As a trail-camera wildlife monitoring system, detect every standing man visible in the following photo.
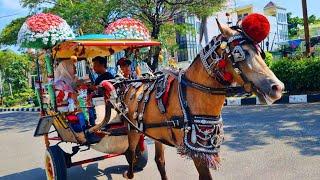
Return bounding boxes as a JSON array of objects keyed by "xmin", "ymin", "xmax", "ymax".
[{"xmin": 92, "ymin": 56, "xmax": 114, "ymax": 85}]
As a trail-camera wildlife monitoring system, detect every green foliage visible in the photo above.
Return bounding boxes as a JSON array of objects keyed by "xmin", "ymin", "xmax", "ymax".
[
  {"xmin": 0, "ymin": 17, "xmax": 28, "ymax": 46},
  {"xmin": 159, "ymin": 23, "xmax": 195, "ymax": 54},
  {"xmin": 21, "ymin": 0, "xmax": 124, "ymax": 35},
  {"xmin": 287, "ymin": 12, "xmax": 320, "ymax": 38},
  {"xmin": 3, "ymin": 89, "xmax": 34, "ymax": 107},
  {"xmin": 187, "ymin": 0, "xmax": 226, "ymax": 18},
  {"xmin": 265, "ymin": 51, "xmax": 273, "ymax": 67},
  {"xmin": 0, "ymin": 50, "xmax": 32, "ymax": 95},
  {"xmin": 119, "ymin": 0, "xmax": 226, "ymax": 69},
  {"xmin": 270, "ymin": 57, "xmax": 320, "ymax": 94},
  {"xmin": 19, "ymin": 0, "xmax": 226, "ymax": 69},
  {"xmin": 0, "ymin": 50, "xmax": 36, "ymax": 107}
]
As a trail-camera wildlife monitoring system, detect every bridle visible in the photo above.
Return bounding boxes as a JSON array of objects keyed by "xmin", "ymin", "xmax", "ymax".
[{"xmin": 199, "ymin": 26, "xmax": 266, "ymax": 92}]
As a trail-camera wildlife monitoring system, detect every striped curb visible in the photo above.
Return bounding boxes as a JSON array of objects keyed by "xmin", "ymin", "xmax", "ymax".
[
  {"xmin": 0, "ymin": 107, "xmax": 41, "ymax": 112},
  {"xmin": 225, "ymin": 94, "xmax": 320, "ymax": 106}
]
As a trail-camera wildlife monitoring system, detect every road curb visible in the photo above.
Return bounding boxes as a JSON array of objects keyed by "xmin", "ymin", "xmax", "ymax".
[
  {"xmin": 225, "ymin": 94, "xmax": 320, "ymax": 106},
  {"xmin": 0, "ymin": 107, "xmax": 41, "ymax": 112},
  {"xmin": 1, "ymin": 94, "xmax": 319, "ymax": 111}
]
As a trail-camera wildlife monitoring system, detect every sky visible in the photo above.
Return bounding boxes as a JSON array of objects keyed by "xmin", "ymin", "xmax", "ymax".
[
  {"xmin": 0, "ymin": 0, "xmax": 319, "ymax": 44},
  {"xmin": 234, "ymin": 0, "xmax": 320, "ymax": 17}
]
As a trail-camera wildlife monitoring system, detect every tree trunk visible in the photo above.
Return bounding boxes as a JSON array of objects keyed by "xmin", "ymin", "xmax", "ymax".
[
  {"xmin": 149, "ymin": 24, "xmax": 161, "ymax": 71},
  {"xmin": 199, "ymin": 17, "xmax": 209, "ymax": 44}
]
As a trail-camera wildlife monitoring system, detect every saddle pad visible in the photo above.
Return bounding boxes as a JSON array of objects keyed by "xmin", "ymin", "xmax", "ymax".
[
  {"xmin": 162, "ymin": 75, "xmax": 175, "ymax": 107},
  {"xmin": 155, "ymin": 74, "xmax": 175, "ymax": 113}
]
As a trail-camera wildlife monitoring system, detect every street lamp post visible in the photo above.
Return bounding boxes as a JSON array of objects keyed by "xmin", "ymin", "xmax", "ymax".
[{"xmin": 302, "ymin": 0, "xmax": 311, "ymax": 57}]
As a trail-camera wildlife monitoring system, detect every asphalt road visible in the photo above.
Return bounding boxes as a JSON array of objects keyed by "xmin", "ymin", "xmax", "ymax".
[{"xmin": 0, "ymin": 103, "xmax": 319, "ymax": 180}]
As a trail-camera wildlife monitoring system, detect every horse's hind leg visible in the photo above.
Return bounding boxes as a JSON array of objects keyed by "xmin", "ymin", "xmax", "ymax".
[
  {"xmin": 123, "ymin": 131, "xmax": 140, "ymax": 179},
  {"xmin": 192, "ymin": 157, "xmax": 212, "ymax": 180},
  {"xmin": 154, "ymin": 141, "xmax": 168, "ymax": 180}
]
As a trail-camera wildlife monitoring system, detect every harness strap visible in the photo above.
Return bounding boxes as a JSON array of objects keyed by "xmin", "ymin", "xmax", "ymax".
[
  {"xmin": 110, "ymin": 101, "xmax": 175, "ymax": 147},
  {"xmin": 178, "ymin": 71, "xmax": 191, "ymax": 123},
  {"xmin": 162, "ymin": 69, "xmax": 228, "ymax": 95},
  {"xmin": 181, "ymin": 74, "xmax": 227, "ymax": 95},
  {"xmin": 144, "ymin": 118, "xmax": 183, "ymax": 129}
]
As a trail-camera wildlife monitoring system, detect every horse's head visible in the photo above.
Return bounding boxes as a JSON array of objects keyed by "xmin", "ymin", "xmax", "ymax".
[{"xmin": 215, "ymin": 17, "xmax": 284, "ymax": 104}]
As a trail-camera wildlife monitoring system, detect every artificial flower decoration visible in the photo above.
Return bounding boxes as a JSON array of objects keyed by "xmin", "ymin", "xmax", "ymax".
[
  {"xmin": 104, "ymin": 18, "xmax": 151, "ymax": 40},
  {"xmin": 17, "ymin": 13, "xmax": 75, "ymax": 49},
  {"xmin": 241, "ymin": 13, "xmax": 270, "ymax": 44}
]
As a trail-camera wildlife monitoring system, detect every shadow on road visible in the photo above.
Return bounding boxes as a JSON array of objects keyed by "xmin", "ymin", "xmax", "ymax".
[
  {"xmin": 222, "ymin": 103, "xmax": 320, "ymax": 156},
  {"xmin": 0, "ymin": 112, "xmax": 38, "ymax": 132},
  {"xmin": 0, "ymin": 168, "xmax": 46, "ymax": 180},
  {"xmin": 0, "ymin": 163, "xmax": 141, "ymax": 180}
]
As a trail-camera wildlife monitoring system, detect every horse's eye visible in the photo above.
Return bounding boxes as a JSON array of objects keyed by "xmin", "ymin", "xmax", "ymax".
[{"xmin": 244, "ymin": 50, "xmax": 250, "ymax": 59}]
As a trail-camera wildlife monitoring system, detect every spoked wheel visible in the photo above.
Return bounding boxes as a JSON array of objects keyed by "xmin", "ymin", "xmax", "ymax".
[
  {"xmin": 45, "ymin": 145, "xmax": 67, "ymax": 180},
  {"xmin": 125, "ymin": 141, "xmax": 148, "ymax": 170}
]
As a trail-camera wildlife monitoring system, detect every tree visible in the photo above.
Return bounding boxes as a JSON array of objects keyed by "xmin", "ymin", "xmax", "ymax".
[
  {"xmin": 308, "ymin": 15, "xmax": 320, "ymax": 24},
  {"xmin": 20, "ymin": 0, "xmax": 125, "ymax": 35},
  {"xmin": 0, "ymin": 17, "xmax": 28, "ymax": 47},
  {"xmin": 287, "ymin": 12, "xmax": 320, "ymax": 38},
  {"xmin": 19, "ymin": 0, "xmax": 227, "ymax": 70},
  {"xmin": 158, "ymin": 22, "xmax": 195, "ymax": 59},
  {"xmin": 0, "ymin": 50, "xmax": 32, "ymax": 95},
  {"xmin": 120, "ymin": 0, "xmax": 226, "ymax": 70},
  {"xmin": 187, "ymin": 2, "xmax": 224, "ymax": 44}
]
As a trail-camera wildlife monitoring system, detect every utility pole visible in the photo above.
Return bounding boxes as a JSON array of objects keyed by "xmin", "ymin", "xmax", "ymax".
[{"xmin": 302, "ymin": 0, "xmax": 310, "ymax": 56}]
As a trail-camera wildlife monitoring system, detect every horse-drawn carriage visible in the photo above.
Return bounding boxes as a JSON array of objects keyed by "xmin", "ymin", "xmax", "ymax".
[
  {"xmin": 32, "ymin": 34, "xmax": 161, "ymax": 179},
  {"xmin": 23, "ymin": 13, "xmax": 284, "ymax": 180}
]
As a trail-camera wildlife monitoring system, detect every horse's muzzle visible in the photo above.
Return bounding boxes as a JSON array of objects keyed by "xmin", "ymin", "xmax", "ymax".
[{"xmin": 269, "ymin": 82, "xmax": 284, "ymax": 100}]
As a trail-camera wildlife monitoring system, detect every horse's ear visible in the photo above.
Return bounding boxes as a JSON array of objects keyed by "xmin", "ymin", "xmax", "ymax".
[
  {"xmin": 216, "ymin": 18, "xmax": 234, "ymax": 37},
  {"xmin": 236, "ymin": 19, "xmax": 242, "ymax": 26}
]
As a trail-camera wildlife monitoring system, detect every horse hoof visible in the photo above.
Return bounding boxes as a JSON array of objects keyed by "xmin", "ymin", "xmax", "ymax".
[{"xmin": 123, "ymin": 171, "xmax": 134, "ymax": 179}]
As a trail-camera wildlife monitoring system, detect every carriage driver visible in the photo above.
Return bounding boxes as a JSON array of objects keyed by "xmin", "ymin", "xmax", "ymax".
[
  {"xmin": 92, "ymin": 56, "xmax": 114, "ymax": 85},
  {"xmin": 117, "ymin": 57, "xmax": 142, "ymax": 79}
]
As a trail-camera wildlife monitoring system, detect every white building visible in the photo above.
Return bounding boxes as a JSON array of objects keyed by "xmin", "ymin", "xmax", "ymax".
[{"xmin": 176, "ymin": 1, "xmax": 289, "ymax": 68}]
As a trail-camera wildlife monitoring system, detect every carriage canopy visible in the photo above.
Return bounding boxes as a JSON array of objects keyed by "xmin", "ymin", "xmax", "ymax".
[{"xmin": 52, "ymin": 34, "xmax": 160, "ymax": 59}]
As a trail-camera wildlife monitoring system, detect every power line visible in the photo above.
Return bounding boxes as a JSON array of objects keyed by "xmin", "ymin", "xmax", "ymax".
[{"xmin": 0, "ymin": 12, "xmax": 21, "ymax": 19}]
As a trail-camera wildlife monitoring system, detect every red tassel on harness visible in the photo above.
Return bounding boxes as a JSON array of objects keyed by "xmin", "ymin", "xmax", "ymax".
[
  {"xmin": 217, "ymin": 59, "xmax": 227, "ymax": 69},
  {"xmin": 138, "ymin": 134, "xmax": 145, "ymax": 152},
  {"xmin": 223, "ymin": 72, "xmax": 233, "ymax": 82}
]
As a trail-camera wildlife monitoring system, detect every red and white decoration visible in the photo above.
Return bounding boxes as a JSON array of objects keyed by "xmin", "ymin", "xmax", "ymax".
[
  {"xmin": 104, "ymin": 18, "xmax": 151, "ymax": 40},
  {"xmin": 18, "ymin": 13, "xmax": 74, "ymax": 49}
]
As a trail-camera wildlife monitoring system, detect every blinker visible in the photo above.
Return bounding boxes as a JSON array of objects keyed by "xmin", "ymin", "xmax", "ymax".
[{"xmin": 231, "ymin": 46, "xmax": 246, "ymax": 62}]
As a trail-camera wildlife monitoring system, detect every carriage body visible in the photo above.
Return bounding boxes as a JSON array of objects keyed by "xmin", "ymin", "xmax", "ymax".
[{"xmin": 33, "ymin": 34, "xmax": 160, "ymax": 179}]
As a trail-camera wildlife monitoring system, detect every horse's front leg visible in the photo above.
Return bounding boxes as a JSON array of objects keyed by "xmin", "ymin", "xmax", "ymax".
[
  {"xmin": 192, "ymin": 157, "xmax": 212, "ymax": 180},
  {"xmin": 123, "ymin": 131, "xmax": 140, "ymax": 179},
  {"xmin": 154, "ymin": 141, "xmax": 168, "ymax": 180}
]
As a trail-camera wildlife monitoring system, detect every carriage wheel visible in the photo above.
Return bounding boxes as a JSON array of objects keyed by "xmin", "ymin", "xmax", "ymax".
[
  {"xmin": 45, "ymin": 145, "xmax": 67, "ymax": 180},
  {"xmin": 125, "ymin": 141, "xmax": 148, "ymax": 170}
]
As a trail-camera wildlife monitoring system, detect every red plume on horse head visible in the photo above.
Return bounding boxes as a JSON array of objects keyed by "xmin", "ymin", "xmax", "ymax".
[{"xmin": 241, "ymin": 13, "xmax": 270, "ymax": 44}]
